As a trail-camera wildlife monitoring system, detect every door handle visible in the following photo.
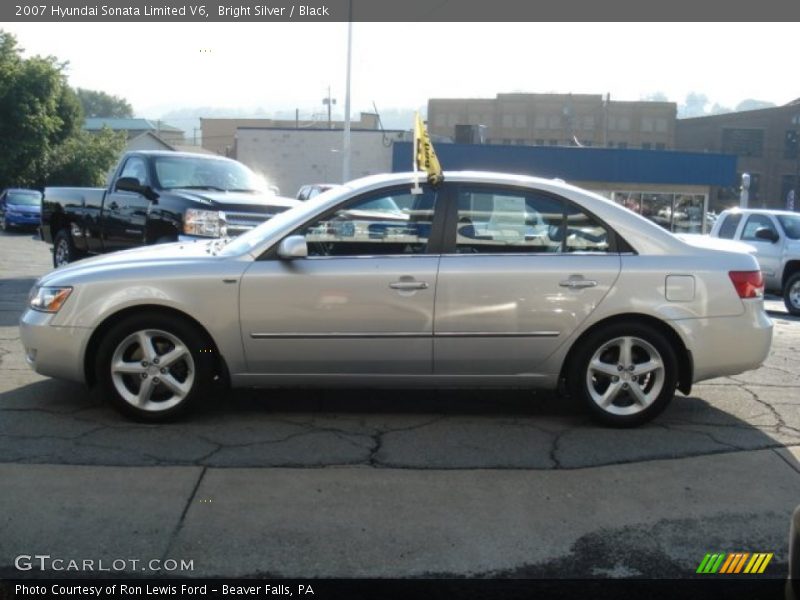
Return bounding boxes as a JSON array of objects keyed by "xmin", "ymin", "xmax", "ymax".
[
  {"xmin": 108, "ymin": 201, "xmax": 119, "ymax": 211},
  {"xmin": 389, "ymin": 281, "xmax": 429, "ymax": 291},
  {"xmin": 559, "ymin": 278, "xmax": 598, "ymax": 289}
]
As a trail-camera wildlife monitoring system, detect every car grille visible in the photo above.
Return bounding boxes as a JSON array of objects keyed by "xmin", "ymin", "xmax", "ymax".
[{"xmin": 223, "ymin": 209, "xmax": 284, "ymax": 236}]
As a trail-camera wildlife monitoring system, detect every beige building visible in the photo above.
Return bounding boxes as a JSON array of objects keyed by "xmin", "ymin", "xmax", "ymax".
[
  {"xmin": 428, "ymin": 93, "xmax": 676, "ymax": 150},
  {"xmin": 201, "ymin": 113, "xmax": 380, "ymax": 156},
  {"xmin": 235, "ymin": 127, "xmax": 405, "ymax": 196}
]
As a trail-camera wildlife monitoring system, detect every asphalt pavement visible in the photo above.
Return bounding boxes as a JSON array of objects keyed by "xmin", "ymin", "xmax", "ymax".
[{"xmin": 1, "ymin": 229, "xmax": 799, "ymax": 579}]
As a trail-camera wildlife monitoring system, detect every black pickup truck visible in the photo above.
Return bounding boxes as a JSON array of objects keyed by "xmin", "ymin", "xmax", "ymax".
[{"xmin": 41, "ymin": 151, "xmax": 299, "ymax": 267}]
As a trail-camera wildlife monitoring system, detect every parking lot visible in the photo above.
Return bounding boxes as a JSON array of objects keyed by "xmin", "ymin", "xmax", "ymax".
[{"xmin": 1, "ymin": 228, "xmax": 799, "ymax": 579}]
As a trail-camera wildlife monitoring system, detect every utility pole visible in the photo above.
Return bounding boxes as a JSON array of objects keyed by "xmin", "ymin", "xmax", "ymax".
[{"xmin": 323, "ymin": 86, "xmax": 337, "ymax": 129}]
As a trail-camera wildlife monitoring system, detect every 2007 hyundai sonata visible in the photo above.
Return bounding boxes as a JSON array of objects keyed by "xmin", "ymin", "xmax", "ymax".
[{"xmin": 20, "ymin": 172, "xmax": 773, "ymax": 426}]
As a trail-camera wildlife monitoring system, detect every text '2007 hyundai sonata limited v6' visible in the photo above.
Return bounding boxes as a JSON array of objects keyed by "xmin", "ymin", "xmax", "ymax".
[{"xmin": 20, "ymin": 172, "xmax": 773, "ymax": 426}]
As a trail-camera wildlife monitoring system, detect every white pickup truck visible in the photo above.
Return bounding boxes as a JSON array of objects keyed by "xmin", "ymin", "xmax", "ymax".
[{"xmin": 710, "ymin": 208, "xmax": 800, "ymax": 315}]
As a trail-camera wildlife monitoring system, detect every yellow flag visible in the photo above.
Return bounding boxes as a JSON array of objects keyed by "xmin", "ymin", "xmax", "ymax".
[{"xmin": 414, "ymin": 113, "xmax": 443, "ymax": 185}]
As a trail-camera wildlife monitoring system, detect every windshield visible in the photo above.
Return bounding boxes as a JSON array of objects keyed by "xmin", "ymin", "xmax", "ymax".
[
  {"xmin": 7, "ymin": 191, "xmax": 41, "ymax": 206},
  {"xmin": 153, "ymin": 156, "xmax": 270, "ymax": 193},
  {"xmin": 778, "ymin": 214, "xmax": 800, "ymax": 240},
  {"xmin": 219, "ymin": 185, "xmax": 350, "ymax": 256}
]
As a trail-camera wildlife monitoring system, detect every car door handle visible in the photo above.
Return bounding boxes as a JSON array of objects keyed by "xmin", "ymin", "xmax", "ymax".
[
  {"xmin": 108, "ymin": 201, "xmax": 119, "ymax": 211},
  {"xmin": 389, "ymin": 281, "xmax": 429, "ymax": 291},
  {"xmin": 559, "ymin": 278, "xmax": 598, "ymax": 289}
]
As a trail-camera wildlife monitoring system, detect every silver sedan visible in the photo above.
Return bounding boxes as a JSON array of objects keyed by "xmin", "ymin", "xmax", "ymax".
[{"xmin": 20, "ymin": 172, "xmax": 773, "ymax": 426}]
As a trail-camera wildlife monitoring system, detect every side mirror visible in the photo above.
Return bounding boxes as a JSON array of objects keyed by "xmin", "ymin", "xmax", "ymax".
[
  {"xmin": 754, "ymin": 227, "xmax": 779, "ymax": 243},
  {"xmin": 277, "ymin": 235, "xmax": 308, "ymax": 259},
  {"xmin": 115, "ymin": 177, "xmax": 159, "ymax": 202},
  {"xmin": 115, "ymin": 177, "xmax": 144, "ymax": 194}
]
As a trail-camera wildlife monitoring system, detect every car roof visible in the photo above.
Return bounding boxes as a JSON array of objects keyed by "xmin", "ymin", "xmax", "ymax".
[{"xmin": 720, "ymin": 207, "xmax": 799, "ymax": 217}]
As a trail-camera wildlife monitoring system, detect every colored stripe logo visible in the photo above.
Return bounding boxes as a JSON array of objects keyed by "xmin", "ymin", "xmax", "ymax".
[{"xmin": 696, "ymin": 552, "xmax": 773, "ymax": 574}]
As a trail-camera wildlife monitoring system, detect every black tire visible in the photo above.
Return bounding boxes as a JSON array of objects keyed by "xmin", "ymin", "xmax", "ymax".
[
  {"xmin": 95, "ymin": 312, "xmax": 214, "ymax": 422},
  {"xmin": 790, "ymin": 505, "xmax": 800, "ymax": 597},
  {"xmin": 567, "ymin": 322, "xmax": 678, "ymax": 427},
  {"xmin": 784, "ymin": 272, "xmax": 800, "ymax": 317},
  {"xmin": 53, "ymin": 228, "xmax": 84, "ymax": 268}
]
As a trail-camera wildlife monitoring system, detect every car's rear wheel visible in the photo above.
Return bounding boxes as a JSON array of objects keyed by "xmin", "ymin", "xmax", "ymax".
[
  {"xmin": 53, "ymin": 229, "xmax": 84, "ymax": 267},
  {"xmin": 784, "ymin": 272, "xmax": 800, "ymax": 317},
  {"xmin": 95, "ymin": 313, "xmax": 214, "ymax": 421},
  {"xmin": 568, "ymin": 322, "xmax": 678, "ymax": 427}
]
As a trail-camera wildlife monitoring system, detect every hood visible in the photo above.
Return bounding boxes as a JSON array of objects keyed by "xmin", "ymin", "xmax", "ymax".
[
  {"xmin": 675, "ymin": 233, "xmax": 757, "ymax": 255},
  {"xmin": 170, "ymin": 190, "xmax": 299, "ymax": 210},
  {"xmin": 40, "ymin": 240, "xmax": 219, "ymax": 285}
]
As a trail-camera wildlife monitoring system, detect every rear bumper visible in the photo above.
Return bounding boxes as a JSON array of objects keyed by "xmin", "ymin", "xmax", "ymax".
[
  {"xmin": 674, "ymin": 300, "xmax": 773, "ymax": 383},
  {"xmin": 19, "ymin": 309, "xmax": 91, "ymax": 384}
]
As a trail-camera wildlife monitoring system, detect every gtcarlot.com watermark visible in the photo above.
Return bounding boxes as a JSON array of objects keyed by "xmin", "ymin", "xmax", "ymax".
[{"xmin": 15, "ymin": 554, "xmax": 194, "ymax": 573}]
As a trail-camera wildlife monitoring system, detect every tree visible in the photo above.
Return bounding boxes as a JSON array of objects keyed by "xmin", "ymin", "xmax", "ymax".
[
  {"xmin": 77, "ymin": 88, "xmax": 133, "ymax": 118},
  {"xmin": 0, "ymin": 30, "xmax": 81, "ymax": 188},
  {"xmin": 46, "ymin": 127, "xmax": 126, "ymax": 186},
  {"xmin": 0, "ymin": 30, "xmax": 127, "ymax": 188}
]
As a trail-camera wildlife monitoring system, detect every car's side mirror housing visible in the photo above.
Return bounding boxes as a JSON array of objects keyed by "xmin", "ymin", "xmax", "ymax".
[
  {"xmin": 115, "ymin": 177, "xmax": 159, "ymax": 202},
  {"xmin": 115, "ymin": 177, "xmax": 144, "ymax": 194},
  {"xmin": 277, "ymin": 235, "xmax": 308, "ymax": 259},
  {"xmin": 754, "ymin": 227, "xmax": 779, "ymax": 243}
]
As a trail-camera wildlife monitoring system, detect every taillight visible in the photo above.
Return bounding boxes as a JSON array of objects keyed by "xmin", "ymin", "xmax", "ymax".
[{"xmin": 728, "ymin": 271, "xmax": 764, "ymax": 299}]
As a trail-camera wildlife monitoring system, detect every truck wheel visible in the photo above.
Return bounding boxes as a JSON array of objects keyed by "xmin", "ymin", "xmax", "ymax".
[
  {"xmin": 567, "ymin": 322, "xmax": 678, "ymax": 427},
  {"xmin": 95, "ymin": 312, "xmax": 214, "ymax": 421},
  {"xmin": 785, "ymin": 272, "xmax": 800, "ymax": 317},
  {"xmin": 53, "ymin": 229, "xmax": 83, "ymax": 268}
]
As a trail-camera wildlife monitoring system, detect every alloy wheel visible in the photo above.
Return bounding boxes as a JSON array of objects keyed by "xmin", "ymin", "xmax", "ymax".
[
  {"xmin": 109, "ymin": 329, "xmax": 195, "ymax": 412},
  {"xmin": 585, "ymin": 336, "xmax": 666, "ymax": 416}
]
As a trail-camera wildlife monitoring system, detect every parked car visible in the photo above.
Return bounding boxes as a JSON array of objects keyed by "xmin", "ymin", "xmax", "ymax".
[
  {"xmin": 20, "ymin": 171, "xmax": 772, "ymax": 425},
  {"xmin": 710, "ymin": 208, "xmax": 800, "ymax": 315},
  {"xmin": 0, "ymin": 188, "xmax": 42, "ymax": 231},
  {"xmin": 296, "ymin": 183, "xmax": 340, "ymax": 201},
  {"xmin": 41, "ymin": 151, "xmax": 298, "ymax": 268}
]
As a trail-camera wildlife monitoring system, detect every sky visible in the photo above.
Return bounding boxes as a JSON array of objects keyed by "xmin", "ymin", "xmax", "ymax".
[{"xmin": 4, "ymin": 22, "xmax": 798, "ymax": 123}]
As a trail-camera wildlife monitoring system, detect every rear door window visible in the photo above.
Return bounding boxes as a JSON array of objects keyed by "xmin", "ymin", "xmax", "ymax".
[{"xmin": 717, "ymin": 213, "xmax": 742, "ymax": 239}]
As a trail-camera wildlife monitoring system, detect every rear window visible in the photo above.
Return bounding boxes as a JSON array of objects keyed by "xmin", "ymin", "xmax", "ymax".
[{"xmin": 717, "ymin": 213, "xmax": 742, "ymax": 239}]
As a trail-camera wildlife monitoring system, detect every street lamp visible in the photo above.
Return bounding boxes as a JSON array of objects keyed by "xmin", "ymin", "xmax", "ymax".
[
  {"xmin": 792, "ymin": 114, "xmax": 800, "ymax": 211},
  {"xmin": 342, "ymin": 3, "xmax": 353, "ymax": 183}
]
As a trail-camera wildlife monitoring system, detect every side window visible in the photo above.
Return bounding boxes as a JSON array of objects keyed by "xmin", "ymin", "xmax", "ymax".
[
  {"xmin": 564, "ymin": 202, "xmax": 611, "ymax": 252},
  {"xmin": 119, "ymin": 157, "xmax": 148, "ymax": 186},
  {"xmin": 741, "ymin": 214, "xmax": 778, "ymax": 241},
  {"xmin": 299, "ymin": 190, "xmax": 437, "ymax": 257},
  {"xmin": 455, "ymin": 188, "xmax": 609, "ymax": 254},
  {"xmin": 717, "ymin": 213, "xmax": 742, "ymax": 239}
]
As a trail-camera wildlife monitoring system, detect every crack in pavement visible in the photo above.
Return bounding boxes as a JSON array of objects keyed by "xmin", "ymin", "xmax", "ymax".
[{"xmin": 739, "ymin": 384, "xmax": 800, "ymax": 437}]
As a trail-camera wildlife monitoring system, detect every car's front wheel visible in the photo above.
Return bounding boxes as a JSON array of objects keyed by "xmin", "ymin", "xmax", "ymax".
[
  {"xmin": 784, "ymin": 272, "xmax": 800, "ymax": 317},
  {"xmin": 95, "ymin": 313, "xmax": 214, "ymax": 421},
  {"xmin": 568, "ymin": 322, "xmax": 678, "ymax": 427}
]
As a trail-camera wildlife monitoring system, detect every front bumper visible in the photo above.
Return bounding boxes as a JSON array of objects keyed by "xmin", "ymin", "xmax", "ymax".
[
  {"xmin": 6, "ymin": 214, "xmax": 40, "ymax": 227},
  {"xmin": 19, "ymin": 309, "xmax": 91, "ymax": 384},
  {"xmin": 675, "ymin": 300, "xmax": 773, "ymax": 383}
]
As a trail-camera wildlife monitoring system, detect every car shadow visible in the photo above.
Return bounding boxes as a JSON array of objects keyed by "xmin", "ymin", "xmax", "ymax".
[{"xmin": 1, "ymin": 377, "xmax": 798, "ymax": 473}]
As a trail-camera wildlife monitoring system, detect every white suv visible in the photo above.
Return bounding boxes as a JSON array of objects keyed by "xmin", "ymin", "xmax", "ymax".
[{"xmin": 711, "ymin": 208, "xmax": 800, "ymax": 315}]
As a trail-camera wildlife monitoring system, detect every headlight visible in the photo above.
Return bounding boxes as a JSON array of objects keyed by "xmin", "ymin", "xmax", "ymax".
[
  {"xmin": 29, "ymin": 286, "xmax": 73, "ymax": 312},
  {"xmin": 183, "ymin": 209, "xmax": 227, "ymax": 238}
]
